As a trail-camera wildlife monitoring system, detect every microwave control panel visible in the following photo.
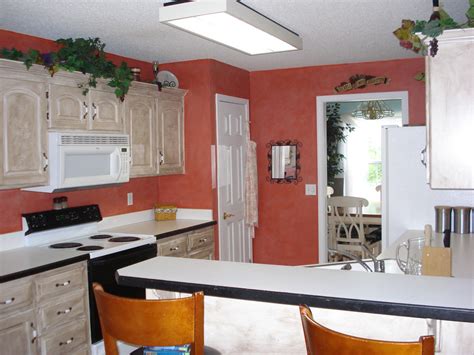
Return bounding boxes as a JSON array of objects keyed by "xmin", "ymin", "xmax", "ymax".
[{"xmin": 23, "ymin": 204, "xmax": 102, "ymax": 235}]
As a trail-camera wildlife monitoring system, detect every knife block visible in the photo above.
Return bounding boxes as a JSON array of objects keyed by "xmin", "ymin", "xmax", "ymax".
[{"xmin": 422, "ymin": 246, "xmax": 452, "ymax": 277}]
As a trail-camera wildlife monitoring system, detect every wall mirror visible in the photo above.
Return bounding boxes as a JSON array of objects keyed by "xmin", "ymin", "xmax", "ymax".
[{"xmin": 266, "ymin": 140, "xmax": 302, "ymax": 184}]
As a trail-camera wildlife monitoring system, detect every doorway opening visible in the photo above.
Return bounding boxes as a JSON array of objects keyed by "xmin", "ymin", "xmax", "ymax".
[{"xmin": 316, "ymin": 92, "xmax": 409, "ymax": 263}]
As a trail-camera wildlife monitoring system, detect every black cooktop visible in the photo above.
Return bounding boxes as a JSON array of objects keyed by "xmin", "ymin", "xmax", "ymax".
[
  {"xmin": 77, "ymin": 245, "xmax": 104, "ymax": 251},
  {"xmin": 109, "ymin": 236, "xmax": 140, "ymax": 243},
  {"xmin": 50, "ymin": 242, "xmax": 83, "ymax": 249},
  {"xmin": 90, "ymin": 234, "xmax": 113, "ymax": 240}
]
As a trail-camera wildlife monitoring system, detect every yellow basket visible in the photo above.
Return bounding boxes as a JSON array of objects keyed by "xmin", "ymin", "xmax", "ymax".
[{"xmin": 154, "ymin": 204, "xmax": 177, "ymax": 221}]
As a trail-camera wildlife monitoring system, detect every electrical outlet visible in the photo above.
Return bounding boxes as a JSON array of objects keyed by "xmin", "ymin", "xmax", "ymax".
[
  {"xmin": 127, "ymin": 192, "xmax": 133, "ymax": 206},
  {"xmin": 305, "ymin": 184, "xmax": 317, "ymax": 196}
]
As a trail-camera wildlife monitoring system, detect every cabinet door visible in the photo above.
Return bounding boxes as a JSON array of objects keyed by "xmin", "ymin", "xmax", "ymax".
[
  {"xmin": 48, "ymin": 84, "xmax": 88, "ymax": 130},
  {"xmin": 427, "ymin": 29, "xmax": 474, "ymax": 188},
  {"xmin": 124, "ymin": 95, "xmax": 156, "ymax": 176},
  {"xmin": 0, "ymin": 78, "xmax": 48, "ymax": 188},
  {"xmin": 0, "ymin": 309, "xmax": 38, "ymax": 355},
  {"xmin": 89, "ymin": 89, "xmax": 123, "ymax": 132},
  {"xmin": 157, "ymin": 97, "xmax": 184, "ymax": 175}
]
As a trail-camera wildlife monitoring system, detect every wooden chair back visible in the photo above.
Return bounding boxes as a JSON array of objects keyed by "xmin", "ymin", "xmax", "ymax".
[
  {"xmin": 93, "ymin": 283, "xmax": 204, "ymax": 355},
  {"xmin": 299, "ymin": 305, "xmax": 434, "ymax": 355},
  {"xmin": 328, "ymin": 196, "xmax": 369, "ymax": 256}
]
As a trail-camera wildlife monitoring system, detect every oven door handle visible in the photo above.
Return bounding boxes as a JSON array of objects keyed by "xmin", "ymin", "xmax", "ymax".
[{"xmin": 88, "ymin": 244, "xmax": 157, "ymax": 267}]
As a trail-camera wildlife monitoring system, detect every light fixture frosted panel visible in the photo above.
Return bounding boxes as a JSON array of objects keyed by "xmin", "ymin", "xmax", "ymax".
[{"xmin": 169, "ymin": 13, "xmax": 298, "ymax": 55}]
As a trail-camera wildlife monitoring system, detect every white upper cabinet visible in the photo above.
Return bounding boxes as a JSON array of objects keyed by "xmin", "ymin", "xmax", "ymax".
[
  {"xmin": 0, "ymin": 59, "xmax": 187, "ymax": 190},
  {"xmin": 124, "ymin": 93, "xmax": 157, "ymax": 177},
  {"xmin": 0, "ymin": 70, "xmax": 48, "ymax": 189},
  {"xmin": 157, "ymin": 89, "xmax": 186, "ymax": 175},
  {"xmin": 48, "ymin": 84, "xmax": 88, "ymax": 130},
  {"xmin": 49, "ymin": 75, "xmax": 123, "ymax": 133},
  {"xmin": 426, "ymin": 29, "xmax": 474, "ymax": 189},
  {"xmin": 88, "ymin": 88, "xmax": 123, "ymax": 132}
]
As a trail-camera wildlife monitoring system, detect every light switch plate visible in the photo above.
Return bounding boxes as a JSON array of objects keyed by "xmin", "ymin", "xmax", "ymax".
[
  {"xmin": 127, "ymin": 192, "xmax": 134, "ymax": 206},
  {"xmin": 305, "ymin": 184, "xmax": 317, "ymax": 196}
]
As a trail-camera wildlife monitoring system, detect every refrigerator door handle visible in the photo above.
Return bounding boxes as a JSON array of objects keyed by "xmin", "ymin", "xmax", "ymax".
[{"xmin": 420, "ymin": 147, "xmax": 427, "ymax": 167}]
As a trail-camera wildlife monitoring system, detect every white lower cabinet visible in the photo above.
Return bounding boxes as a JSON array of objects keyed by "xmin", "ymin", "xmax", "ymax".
[
  {"xmin": 0, "ymin": 261, "xmax": 90, "ymax": 355},
  {"xmin": 151, "ymin": 226, "xmax": 215, "ymax": 300}
]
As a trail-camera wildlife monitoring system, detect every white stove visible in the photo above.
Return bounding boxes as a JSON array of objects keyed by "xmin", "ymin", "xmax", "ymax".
[
  {"xmin": 33, "ymin": 231, "xmax": 156, "ymax": 259},
  {"xmin": 21, "ymin": 204, "xmax": 158, "ymax": 354},
  {"xmin": 22, "ymin": 204, "xmax": 156, "ymax": 258}
]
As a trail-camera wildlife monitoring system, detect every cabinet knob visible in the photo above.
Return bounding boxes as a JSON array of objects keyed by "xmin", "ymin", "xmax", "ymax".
[
  {"xmin": 159, "ymin": 150, "xmax": 164, "ymax": 165},
  {"xmin": 82, "ymin": 102, "xmax": 88, "ymax": 120},
  {"xmin": 420, "ymin": 147, "xmax": 427, "ymax": 167},
  {"xmin": 92, "ymin": 103, "xmax": 97, "ymax": 120},
  {"xmin": 55, "ymin": 280, "xmax": 71, "ymax": 287},
  {"xmin": 59, "ymin": 337, "xmax": 74, "ymax": 346},
  {"xmin": 0, "ymin": 297, "xmax": 15, "ymax": 305},
  {"xmin": 169, "ymin": 246, "xmax": 179, "ymax": 251},
  {"xmin": 42, "ymin": 152, "xmax": 49, "ymax": 172}
]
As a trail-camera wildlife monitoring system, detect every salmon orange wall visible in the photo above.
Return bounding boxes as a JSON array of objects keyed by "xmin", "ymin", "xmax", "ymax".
[
  {"xmin": 249, "ymin": 58, "xmax": 425, "ymax": 265},
  {"xmin": 158, "ymin": 59, "xmax": 250, "ymax": 258},
  {"xmin": 0, "ymin": 30, "xmax": 160, "ymax": 233}
]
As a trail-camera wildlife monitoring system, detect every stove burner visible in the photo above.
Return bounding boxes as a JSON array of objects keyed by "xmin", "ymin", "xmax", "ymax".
[
  {"xmin": 90, "ymin": 234, "xmax": 113, "ymax": 240},
  {"xmin": 77, "ymin": 245, "xmax": 104, "ymax": 251},
  {"xmin": 50, "ymin": 242, "xmax": 83, "ymax": 249},
  {"xmin": 108, "ymin": 236, "xmax": 140, "ymax": 243}
]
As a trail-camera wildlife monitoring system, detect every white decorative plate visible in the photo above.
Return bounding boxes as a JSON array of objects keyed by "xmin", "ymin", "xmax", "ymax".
[{"xmin": 157, "ymin": 70, "xmax": 179, "ymax": 88}]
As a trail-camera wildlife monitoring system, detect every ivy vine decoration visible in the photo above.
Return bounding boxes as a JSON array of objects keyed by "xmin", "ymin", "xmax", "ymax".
[
  {"xmin": 1, "ymin": 38, "xmax": 133, "ymax": 100},
  {"xmin": 326, "ymin": 103, "xmax": 354, "ymax": 187}
]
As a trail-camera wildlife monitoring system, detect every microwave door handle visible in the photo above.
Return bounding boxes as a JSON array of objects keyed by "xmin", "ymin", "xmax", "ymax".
[{"xmin": 111, "ymin": 150, "xmax": 122, "ymax": 180}]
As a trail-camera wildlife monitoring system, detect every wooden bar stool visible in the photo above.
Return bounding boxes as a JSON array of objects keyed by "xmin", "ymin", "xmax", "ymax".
[
  {"xmin": 93, "ymin": 283, "xmax": 204, "ymax": 355},
  {"xmin": 299, "ymin": 305, "xmax": 434, "ymax": 355}
]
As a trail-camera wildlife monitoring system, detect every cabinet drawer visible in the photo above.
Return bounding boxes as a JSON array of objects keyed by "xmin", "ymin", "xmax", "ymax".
[
  {"xmin": 188, "ymin": 227, "xmax": 214, "ymax": 252},
  {"xmin": 0, "ymin": 278, "xmax": 33, "ymax": 316},
  {"xmin": 187, "ymin": 247, "xmax": 214, "ymax": 260},
  {"xmin": 157, "ymin": 235, "xmax": 187, "ymax": 257},
  {"xmin": 36, "ymin": 266, "xmax": 84, "ymax": 302},
  {"xmin": 40, "ymin": 318, "xmax": 88, "ymax": 355},
  {"xmin": 38, "ymin": 291, "xmax": 85, "ymax": 331}
]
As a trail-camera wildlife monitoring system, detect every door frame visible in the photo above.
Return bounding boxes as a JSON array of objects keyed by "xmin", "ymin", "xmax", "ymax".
[
  {"xmin": 316, "ymin": 91, "xmax": 409, "ymax": 263},
  {"xmin": 215, "ymin": 93, "xmax": 252, "ymax": 262}
]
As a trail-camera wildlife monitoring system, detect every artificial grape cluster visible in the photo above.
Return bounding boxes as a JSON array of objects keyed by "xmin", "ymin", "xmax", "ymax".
[{"xmin": 430, "ymin": 38, "xmax": 439, "ymax": 57}]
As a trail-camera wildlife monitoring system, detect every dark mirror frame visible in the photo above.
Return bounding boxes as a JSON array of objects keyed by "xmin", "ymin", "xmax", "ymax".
[{"xmin": 266, "ymin": 140, "xmax": 302, "ymax": 184}]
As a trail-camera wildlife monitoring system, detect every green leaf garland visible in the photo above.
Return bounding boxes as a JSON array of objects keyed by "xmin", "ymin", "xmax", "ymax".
[{"xmin": 1, "ymin": 38, "xmax": 133, "ymax": 101}]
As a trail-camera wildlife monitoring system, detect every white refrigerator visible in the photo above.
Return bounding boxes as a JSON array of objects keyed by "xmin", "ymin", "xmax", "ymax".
[{"xmin": 381, "ymin": 126, "xmax": 474, "ymax": 249}]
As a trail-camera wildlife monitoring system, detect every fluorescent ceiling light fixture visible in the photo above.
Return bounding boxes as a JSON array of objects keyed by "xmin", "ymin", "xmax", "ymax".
[{"xmin": 159, "ymin": 0, "xmax": 302, "ymax": 55}]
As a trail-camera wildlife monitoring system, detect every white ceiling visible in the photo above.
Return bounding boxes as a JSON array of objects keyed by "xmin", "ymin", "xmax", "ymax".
[{"xmin": 0, "ymin": 0, "xmax": 468, "ymax": 71}]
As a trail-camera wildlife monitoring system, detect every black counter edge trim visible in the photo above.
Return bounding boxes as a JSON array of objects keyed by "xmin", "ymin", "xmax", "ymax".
[
  {"xmin": 117, "ymin": 275, "xmax": 474, "ymax": 323},
  {"xmin": 155, "ymin": 221, "xmax": 217, "ymax": 240},
  {"xmin": 0, "ymin": 254, "xmax": 89, "ymax": 283}
]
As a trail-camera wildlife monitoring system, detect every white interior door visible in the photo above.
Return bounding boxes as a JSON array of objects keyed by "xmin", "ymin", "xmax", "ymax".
[{"xmin": 216, "ymin": 94, "xmax": 251, "ymax": 263}]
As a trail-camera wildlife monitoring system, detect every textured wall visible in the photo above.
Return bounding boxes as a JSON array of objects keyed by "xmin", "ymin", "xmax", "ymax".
[{"xmin": 250, "ymin": 58, "xmax": 425, "ymax": 265}]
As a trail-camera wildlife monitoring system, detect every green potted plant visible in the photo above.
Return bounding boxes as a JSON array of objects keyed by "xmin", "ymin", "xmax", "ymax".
[{"xmin": 326, "ymin": 103, "xmax": 354, "ymax": 187}]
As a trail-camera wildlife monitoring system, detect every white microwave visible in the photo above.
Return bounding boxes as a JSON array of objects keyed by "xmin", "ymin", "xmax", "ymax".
[{"xmin": 24, "ymin": 132, "xmax": 130, "ymax": 193}]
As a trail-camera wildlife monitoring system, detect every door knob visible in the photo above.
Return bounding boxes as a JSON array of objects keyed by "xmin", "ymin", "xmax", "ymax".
[{"xmin": 223, "ymin": 212, "xmax": 235, "ymax": 220}]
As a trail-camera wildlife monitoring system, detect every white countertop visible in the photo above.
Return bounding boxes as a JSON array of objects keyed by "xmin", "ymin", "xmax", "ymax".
[
  {"xmin": 0, "ymin": 246, "xmax": 89, "ymax": 282},
  {"xmin": 117, "ymin": 254, "xmax": 474, "ymax": 322},
  {"xmin": 379, "ymin": 230, "xmax": 474, "ymax": 278},
  {"xmin": 0, "ymin": 217, "xmax": 214, "ymax": 282},
  {"xmin": 102, "ymin": 219, "xmax": 215, "ymax": 237}
]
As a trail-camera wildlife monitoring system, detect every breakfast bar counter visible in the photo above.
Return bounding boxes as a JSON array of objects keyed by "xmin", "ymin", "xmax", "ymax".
[{"xmin": 116, "ymin": 252, "xmax": 474, "ymax": 323}]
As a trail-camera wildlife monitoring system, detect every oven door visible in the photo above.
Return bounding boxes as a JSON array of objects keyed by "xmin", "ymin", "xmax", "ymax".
[
  {"xmin": 88, "ymin": 243, "xmax": 157, "ymax": 344},
  {"xmin": 59, "ymin": 145, "xmax": 124, "ymax": 188}
]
